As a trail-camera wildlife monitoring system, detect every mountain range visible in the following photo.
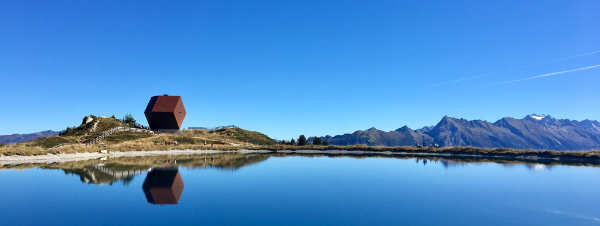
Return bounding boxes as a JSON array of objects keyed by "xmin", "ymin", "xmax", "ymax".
[
  {"xmin": 318, "ymin": 114, "xmax": 600, "ymax": 151},
  {"xmin": 0, "ymin": 130, "xmax": 59, "ymax": 145}
]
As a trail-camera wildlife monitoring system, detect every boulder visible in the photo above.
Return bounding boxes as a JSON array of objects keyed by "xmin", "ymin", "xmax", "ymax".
[{"xmin": 82, "ymin": 116, "xmax": 94, "ymax": 125}]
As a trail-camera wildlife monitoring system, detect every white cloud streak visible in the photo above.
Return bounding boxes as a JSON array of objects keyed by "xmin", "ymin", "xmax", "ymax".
[
  {"xmin": 548, "ymin": 210, "xmax": 600, "ymax": 223},
  {"xmin": 514, "ymin": 50, "xmax": 600, "ymax": 69},
  {"xmin": 426, "ymin": 50, "xmax": 600, "ymax": 88},
  {"xmin": 426, "ymin": 72, "xmax": 499, "ymax": 88},
  {"xmin": 495, "ymin": 64, "xmax": 600, "ymax": 85}
]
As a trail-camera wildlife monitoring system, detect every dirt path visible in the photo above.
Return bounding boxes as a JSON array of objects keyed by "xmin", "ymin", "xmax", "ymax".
[{"xmin": 89, "ymin": 119, "xmax": 100, "ymax": 133}]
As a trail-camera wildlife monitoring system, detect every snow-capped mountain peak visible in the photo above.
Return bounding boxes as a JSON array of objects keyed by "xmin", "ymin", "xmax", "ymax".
[
  {"xmin": 523, "ymin": 114, "xmax": 557, "ymax": 123},
  {"xmin": 527, "ymin": 113, "xmax": 546, "ymax": 120}
]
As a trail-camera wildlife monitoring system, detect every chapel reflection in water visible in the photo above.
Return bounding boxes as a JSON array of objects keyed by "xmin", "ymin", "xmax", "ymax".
[{"xmin": 142, "ymin": 167, "xmax": 184, "ymax": 205}]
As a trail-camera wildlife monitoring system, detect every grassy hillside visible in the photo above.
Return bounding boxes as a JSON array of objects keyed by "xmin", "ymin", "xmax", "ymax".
[
  {"xmin": 238, "ymin": 128, "xmax": 277, "ymax": 145},
  {"xmin": 0, "ymin": 114, "xmax": 277, "ymax": 155},
  {"xmin": 26, "ymin": 136, "xmax": 77, "ymax": 148},
  {"xmin": 180, "ymin": 128, "xmax": 277, "ymax": 145},
  {"xmin": 103, "ymin": 132, "xmax": 152, "ymax": 143},
  {"xmin": 60, "ymin": 116, "xmax": 130, "ymax": 143},
  {"xmin": 0, "ymin": 117, "xmax": 279, "ymax": 156}
]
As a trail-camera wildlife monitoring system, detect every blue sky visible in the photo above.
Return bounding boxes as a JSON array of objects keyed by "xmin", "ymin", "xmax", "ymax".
[{"xmin": 1, "ymin": 0, "xmax": 599, "ymax": 139}]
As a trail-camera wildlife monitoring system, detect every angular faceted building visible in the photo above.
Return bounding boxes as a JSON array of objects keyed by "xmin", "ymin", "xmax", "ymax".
[{"xmin": 144, "ymin": 95, "xmax": 186, "ymax": 133}]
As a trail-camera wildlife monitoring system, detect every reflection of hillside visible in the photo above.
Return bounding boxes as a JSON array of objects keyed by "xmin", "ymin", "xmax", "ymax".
[
  {"xmin": 63, "ymin": 164, "xmax": 149, "ymax": 185},
  {"xmin": 63, "ymin": 167, "xmax": 118, "ymax": 185},
  {"xmin": 99, "ymin": 154, "xmax": 270, "ymax": 170},
  {"xmin": 438, "ymin": 159, "xmax": 555, "ymax": 171},
  {"xmin": 4, "ymin": 154, "xmax": 272, "ymax": 186},
  {"xmin": 438, "ymin": 160, "xmax": 486, "ymax": 168},
  {"xmin": 199, "ymin": 154, "xmax": 270, "ymax": 170}
]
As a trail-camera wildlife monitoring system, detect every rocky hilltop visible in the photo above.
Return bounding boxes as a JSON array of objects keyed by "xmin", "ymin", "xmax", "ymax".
[{"xmin": 320, "ymin": 114, "xmax": 600, "ymax": 151}]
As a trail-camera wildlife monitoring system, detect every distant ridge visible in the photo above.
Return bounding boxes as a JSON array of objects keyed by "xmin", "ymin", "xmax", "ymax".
[
  {"xmin": 320, "ymin": 114, "xmax": 600, "ymax": 151},
  {"xmin": 0, "ymin": 130, "xmax": 59, "ymax": 145}
]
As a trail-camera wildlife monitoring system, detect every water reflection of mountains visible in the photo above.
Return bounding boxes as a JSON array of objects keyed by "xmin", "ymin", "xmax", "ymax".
[
  {"xmin": 436, "ymin": 159, "xmax": 553, "ymax": 171},
  {"xmin": 2, "ymin": 153, "xmax": 594, "ymax": 186}
]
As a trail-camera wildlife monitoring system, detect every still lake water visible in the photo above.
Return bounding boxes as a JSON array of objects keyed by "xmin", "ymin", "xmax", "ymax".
[{"xmin": 1, "ymin": 154, "xmax": 600, "ymax": 226}]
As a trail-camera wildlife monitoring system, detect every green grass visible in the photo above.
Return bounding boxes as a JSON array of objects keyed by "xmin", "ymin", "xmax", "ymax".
[
  {"xmin": 174, "ymin": 137, "xmax": 195, "ymax": 144},
  {"xmin": 94, "ymin": 118, "xmax": 128, "ymax": 133},
  {"xmin": 204, "ymin": 128, "xmax": 277, "ymax": 145},
  {"xmin": 239, "ymin": 129, "xmax": 277, "ymax": 145},
  {"xmin": 213, "ymin": 129, "xmax": 248, "ymax": 143},
  {"xmin": 104, "ymin": 132, "xmax": 152, "ymax": 143},
  {"xmin": 28, "ymin": 136, "xmax": 73, "ymax": 148},
  {"xmin": 209, "ymin": 128, "xmax": 277, "ymax": 145}
]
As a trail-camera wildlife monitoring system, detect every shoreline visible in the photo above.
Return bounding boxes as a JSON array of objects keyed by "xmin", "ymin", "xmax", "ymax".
[
  {"xmin": 0, "ymin": 149, "xmax": 267, "ymax": 165},
  {"xmin": 1, "ymin": 148, "xmax": 600, "ymax": 166}
]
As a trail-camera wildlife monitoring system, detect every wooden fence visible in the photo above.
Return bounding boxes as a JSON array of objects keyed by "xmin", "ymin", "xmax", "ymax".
[{"xmin": 85, "ymin": 127, "xmax": 158, "ymax": 146}]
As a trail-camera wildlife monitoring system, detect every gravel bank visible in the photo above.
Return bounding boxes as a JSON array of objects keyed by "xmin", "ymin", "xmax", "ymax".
[{"xmin": 0, "ymin": 149, "xmax": 270, "ymax": 165}]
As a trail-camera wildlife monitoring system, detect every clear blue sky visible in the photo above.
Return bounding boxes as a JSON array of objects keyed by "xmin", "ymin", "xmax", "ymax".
[{"xmin": 1, "ymin": 0, "xmax": 599, "ymax": 140}]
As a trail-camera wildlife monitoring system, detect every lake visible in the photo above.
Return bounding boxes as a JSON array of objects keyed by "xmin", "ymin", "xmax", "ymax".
[{"xmin": 1, "ymin": 153, "xmax": 599, "ymax": 226}]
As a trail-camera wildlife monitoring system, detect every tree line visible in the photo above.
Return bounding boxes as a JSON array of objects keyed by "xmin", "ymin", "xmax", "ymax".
[{"xmin": 277, "ymin": 135, "xmax": 329, "ymax": 146}]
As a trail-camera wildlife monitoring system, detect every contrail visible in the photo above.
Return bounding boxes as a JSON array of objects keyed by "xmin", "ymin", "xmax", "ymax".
[
  {"xmin": 514, "ymin": 50, "xmax": 600, "ymax": 69},
  {"xmin": 426, "ymin": 72, "xmax": 499, "ymax": 88},
  {"xmin": 495, "ymin": 64, "xmax": 600, "ymax": 85},
  {"xmin": 426, "ymin": 50, "xmax": 600, "ymax": 88},
  {"xmin": 547, "ymin": 210, "xmax": 600, "ymax": 223}
]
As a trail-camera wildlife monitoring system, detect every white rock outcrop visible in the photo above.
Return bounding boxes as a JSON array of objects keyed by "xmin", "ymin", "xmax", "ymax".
[{"xmin": 82, "ymin": 116, "xmax": 94, "ymax": 124}]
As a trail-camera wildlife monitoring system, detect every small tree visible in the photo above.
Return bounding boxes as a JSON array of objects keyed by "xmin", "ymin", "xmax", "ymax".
[
  {"xmin": 323, "ymin": 141, "xmax": 329, "ymax": 146},
  {"xmin": 298, "ymin": 135, "xmax": 308, "ymax": 146},
  {"xmin": 312, "ymin": 137, "xmax": 322, "ymax": 145},
  {"xmin": 290, "ymin": 138, "xmax": 296, "ymax": 146},
  {"xmin": 0, "ymin": 142, "xmax": 4, "ymax": 147},
  {"xmin": 121, "ymin": 113, "xmax": 136, "ymax": 127},
  {"xmin": 61, "ymin": 127, "xmax": 74, "ymax": 136}
]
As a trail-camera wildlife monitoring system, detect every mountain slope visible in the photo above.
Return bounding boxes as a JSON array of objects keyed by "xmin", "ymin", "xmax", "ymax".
[
  {"xmin": 426, "ymin": 116, "xmax": 530, "ymax": 149},
  {"xmin": 320, "ymin": 114, "xmax": 600, "ymax": 151},
  {"xmin": 574, "ymin": 119, "xmax": 600, "ymax": 134},
  {"xmin": 320, "ymin": 127, "xmax": 416, "ymax": 146},
  {"xmin": 0, "ymin": 130, "xmax": 59, "ymax": 145}
]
